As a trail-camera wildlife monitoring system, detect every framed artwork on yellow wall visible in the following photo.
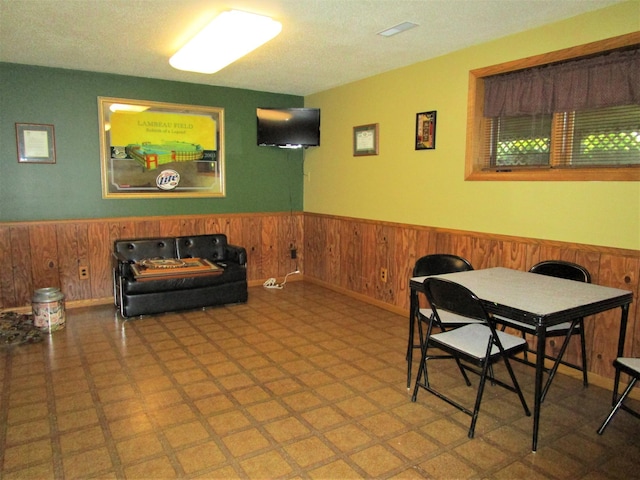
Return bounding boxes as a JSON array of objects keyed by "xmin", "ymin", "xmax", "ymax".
[
  {"xmin": 353, "ymin": 123, "xmax": 379, "ymax": 156},
  {"xmin": 415, "ymin": 111, "xmax": 436, "ymax": 150},
  {"xmin": 97, "ymin": 97, "xmax": 225, "ymax": 199}
]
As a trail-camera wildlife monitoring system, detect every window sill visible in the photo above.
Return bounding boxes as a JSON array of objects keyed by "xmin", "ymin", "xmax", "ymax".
[{"xmin": 465, "ymin": 167, "xmax": 640, "ymax": 181}]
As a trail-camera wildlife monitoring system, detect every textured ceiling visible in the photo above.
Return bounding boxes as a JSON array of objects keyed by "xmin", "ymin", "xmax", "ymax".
[{"xmin": 0, "ymin": 0, "xmax": 625, "ymax": 96}]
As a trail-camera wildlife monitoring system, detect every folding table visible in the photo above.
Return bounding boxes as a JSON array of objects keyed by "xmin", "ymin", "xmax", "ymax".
[{"xmin": 408, "ymin": 267, "xmax": 633, "ymax": 452}]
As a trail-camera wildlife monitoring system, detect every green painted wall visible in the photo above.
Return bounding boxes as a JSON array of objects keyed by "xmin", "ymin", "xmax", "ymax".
[
  {"xmin": 304, "ymin": 1, "xmax": 640, "ymax": 251},
  {"xmin": 0, "ymin": 64, "xmax": 304, "ymax": 221}
]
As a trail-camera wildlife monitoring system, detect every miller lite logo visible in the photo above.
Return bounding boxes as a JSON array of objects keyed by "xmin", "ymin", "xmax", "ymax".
[{"xmin": 156, "ymin": 169, "xmax": 180, "ymax": 190}]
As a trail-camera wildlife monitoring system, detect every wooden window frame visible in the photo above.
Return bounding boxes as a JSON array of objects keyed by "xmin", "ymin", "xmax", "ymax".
[{"xmin": 465, "ymin": 32, "xmax": 640, "ymax": 181}]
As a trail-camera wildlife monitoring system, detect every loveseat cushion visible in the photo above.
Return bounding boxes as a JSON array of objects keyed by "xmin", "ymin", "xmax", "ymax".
[
  {"xmin": 176, "ymin": 234, "xmax": 227, "ymax": 261},
  {"xmin": 114, "ymin": 237, "xmax": 177, "ymax": 263},
  {"xmin": 122, "ymin": 263, "xmax": 246, "ymax": 295}
]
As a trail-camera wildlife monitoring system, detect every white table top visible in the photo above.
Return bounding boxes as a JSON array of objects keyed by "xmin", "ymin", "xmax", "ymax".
[{"xmin": 411, "ymin": 267, "xmax": 632, "ymax": 325}]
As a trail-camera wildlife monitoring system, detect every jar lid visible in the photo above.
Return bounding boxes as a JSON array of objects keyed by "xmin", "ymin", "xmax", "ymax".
[{"xmin": 32, "ymin": 287, "xmax": 64, "ymax": 302}]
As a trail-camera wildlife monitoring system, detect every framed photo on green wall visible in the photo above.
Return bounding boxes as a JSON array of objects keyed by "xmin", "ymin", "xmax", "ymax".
[
  {"xmin": 16, "ymin": 123, "xmax": 56, "ymax": 164},
  {"xmin": 98, "ymin": 97, "xmax": 225, "ymax": 198}
]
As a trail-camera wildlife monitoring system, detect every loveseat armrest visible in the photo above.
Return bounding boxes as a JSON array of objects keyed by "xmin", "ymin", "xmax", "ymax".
[
  {"xmin": 113, "ymin": 251, "xmax": 134, "ymax": 265},
  {"xmin": 112, "ymin": 251, "xmax": 135, "ymax": 278},
  {"xmin": 226, "ymin": 244, "xmax": 247, "ymax": 266}
]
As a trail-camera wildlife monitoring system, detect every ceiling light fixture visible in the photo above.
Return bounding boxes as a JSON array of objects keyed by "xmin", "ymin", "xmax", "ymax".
[
  {"xmin": 109, "ymin": 104, "xmax": 149, "ymax": 113},
  {"xmin": 170, "ymin": 10, "xmax": 282, "ymax": 74},
  {"xmin": 377, "ymin": 21, "xmax": 419, "ymax": 38}
]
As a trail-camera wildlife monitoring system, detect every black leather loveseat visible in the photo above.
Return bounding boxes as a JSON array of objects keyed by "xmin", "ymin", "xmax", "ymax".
[{"xmin": 113, "ymin": 234, "xmax": 247, "ymax": 318}]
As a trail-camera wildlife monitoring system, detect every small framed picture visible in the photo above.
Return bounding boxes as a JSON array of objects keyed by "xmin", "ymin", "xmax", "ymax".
[
  {"xmin": 353, "ymin": 123, "xmax": 379, "ymax": 156},
  {"xmin": 415, "ymin": 111, "xmax": 436, "ymax": 150},
  {"xmin": 16, "ymin": 123, "xmax": 56, "ymax": 163}
]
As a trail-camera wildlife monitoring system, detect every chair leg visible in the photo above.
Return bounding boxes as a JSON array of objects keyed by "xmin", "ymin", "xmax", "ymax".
[
  {"xmin": 468, "ymin": 355, "xmax": 492, "ymax": 438},
  {"xmin": 540, "ymin": 320, "xmax": 584, "ymax": 402},
  {"xmin": 502, "ymin": 355, "xmax": 531, "ymax": 417},
  {"xmin": 597, "ymin": 376, "xmax": 637, "ymax": 434},
  {"xmin": 411, "ymin": 341, "xmax": 429, "ymax": 402}
]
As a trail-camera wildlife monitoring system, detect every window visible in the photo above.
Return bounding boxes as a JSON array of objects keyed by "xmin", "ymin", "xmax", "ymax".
[{"xmin": 465, "ymin": 33, "xmax": 640, "ymax": 181}]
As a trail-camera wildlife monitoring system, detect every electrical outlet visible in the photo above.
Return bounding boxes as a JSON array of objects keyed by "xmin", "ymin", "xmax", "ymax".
[
  {"xmin": 79, "ymin": 265, "xmax": 89, "ymax": 279},
  {"xmin": 380, "ymin": 267, "xmax": 388, "ymax": 283},
  {"xmin": 290, "ymin": 248, "xmax": 297, "ymax": 259}
]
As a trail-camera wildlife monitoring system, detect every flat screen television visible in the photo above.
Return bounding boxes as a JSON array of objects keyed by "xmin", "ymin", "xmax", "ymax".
[{"xmin": 257, "ymin": 107, "xmax": 320, "ymax": 148}]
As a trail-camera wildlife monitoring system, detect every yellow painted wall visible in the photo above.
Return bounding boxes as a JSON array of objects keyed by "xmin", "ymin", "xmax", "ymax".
[{"xmin": 303, "ymin": 1, "xmax": 640, "ymax": 251}]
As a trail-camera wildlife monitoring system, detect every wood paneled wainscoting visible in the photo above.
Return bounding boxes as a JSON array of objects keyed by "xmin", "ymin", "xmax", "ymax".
[
  {"xmin": 0, "ymin": 212, "xmax": 303, "ymax": 310},
  {"xmin": 1, "ymin": 211, "xmax": 638, "ymax": 385},
  {"xmin": 302, "ymin": 212, "xmax": 639, "ymax": 384}
]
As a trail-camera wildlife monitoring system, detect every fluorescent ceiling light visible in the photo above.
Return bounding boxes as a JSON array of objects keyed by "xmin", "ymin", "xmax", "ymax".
[
  {"xmin": 170, "ymin": 10, "xmax": 282, "ymax": 74},
  {"xmin": 109, "ymin": 103, "xmax": 149, "ymax": 113},
  {"xmin": 377, "ymin": 21, "xmax": 419, "ymax": 37}
]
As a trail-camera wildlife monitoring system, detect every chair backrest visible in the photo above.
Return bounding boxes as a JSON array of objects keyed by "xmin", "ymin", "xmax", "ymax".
[
  {"xmin": 413, "ymin": 254, "xmax": 473, "ymax": 277},
  {"xmin": 423, "ymin": 277, "xmax": 489, "ymax": 324},
  {"xmin": 529, "ymin": 260, "xmax": 591, "ymax": 284}
]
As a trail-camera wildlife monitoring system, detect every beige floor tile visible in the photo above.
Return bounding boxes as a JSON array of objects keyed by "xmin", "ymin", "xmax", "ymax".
[
  {"xmin": 282, "ymin": 390, "xmax": 324, "ymax": 412},
  {"xmin": 222, "ymin": 428, "xmax": 270, "ymax": 457},
  {"xmin": 239, "ymin": 449, "xmax": 294, "ymax": 479},
  {"xmin": 6, "ymin": 401, "xmax": 49, "ymax": 424},
  {"xmin": 308, "ymin": 459, "xmax": 364, "ymax": 479},
  {"xmin": 3, "ymin": 438, "xmax": 53, "ymax": 470},
  {"xmin": 421, "ymin": 417, "xmax": 469, "ymax": 445},
  {"xmin": 62, "ymin": 446, "xmax": 114, "ymax": 479},
  {"xmin": 264, "ymin": 416, "xmax": 310, "ymax": 443},
  {"xmin": 181, "ymin": 379, "xmax": 221, "ymax": 399},
  {"xmin": 194, "ymin": 393, "xmax": 235, "ymax": 416},
  {"xmin": 301, "ymin": 405, "xmax": 347, "ymax": 430},
  {"xmin": 284, "ymin": 436, "xmax": 336, "ymax": 468},
  {"xmin": 359, "ymin": 411, "xmax": 406, "ymax": 438},
  {"xmin": 163, "ymin": 420, "xmax": 210, "ymax": 448},
  {"xmin": 59, "ymin": 425, "xmax": 106, "ymax": 454},
  {"xmin": 172, "ymin": 367, "xmax": 209, "ymax": 385},
  {"xmin": 123, "ymin": 456, "xmax": 177, "ymax": 479},
  {"xmin": 56, "ymin": 407, "xmax": 100, "ymax": 432},
  {"xmin": 207, "ymin": 409, "xmax": 252, "ymax": 435},
  {"xmin": 115, "ymin": 432, "xmax": 165, "ymax": 464},
  {"xmin": 5, "ymin": 418, "xmax": 51, "ymax": 445},
  {"xmin": 108, "ymin": 413, "xmax": 154, "ymax": 440},
  {"xmin": 350, "ymin": 444, "xmax": 405, "ymax": 477},
  {"xmin": 324, "ymin": 423, "xmax": 372, "ymax": 452},
  {"xmin": 176, "ymin": 440, "xmax": 228, "ymax": 474},
  {"xmin": 388, "ymin": 431, "xmax": 439, "ymax": 460},
  {"xmin": 2, "ymin": 461, "xmax": 56, "ymax": 480},
  {"xmin": 150, "ymin": 402, "xmax": 197, "ymax": 427},
  {"xmin": 418, "ymin": 451, "xmax": 478, "ymax": 479}
]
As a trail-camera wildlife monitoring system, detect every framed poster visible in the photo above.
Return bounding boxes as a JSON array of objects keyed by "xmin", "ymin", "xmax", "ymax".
[
  {"xmin": 98, "ymin": 97, "xmax": 225, "ymax": 198},
  {"xmin": 415, "ymin": 111, "xmax": 437, "ymax": 150},
  {"xmin": 353, "ymin": 123, "xmax": 379, "ymax": 156},
  {"xmin": 16, "ymin": 123, "xmax": 56, "ymax": 164}
]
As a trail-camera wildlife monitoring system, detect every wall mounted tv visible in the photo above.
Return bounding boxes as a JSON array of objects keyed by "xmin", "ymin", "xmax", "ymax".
[{"xmin": 257, "ymin": 107, "xmax": 320, "ymax": 149}]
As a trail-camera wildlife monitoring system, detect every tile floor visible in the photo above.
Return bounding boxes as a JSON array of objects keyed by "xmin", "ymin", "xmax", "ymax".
[{"xmin": 1, "ymin": 282, "xmax": 638, "ymax": 479}]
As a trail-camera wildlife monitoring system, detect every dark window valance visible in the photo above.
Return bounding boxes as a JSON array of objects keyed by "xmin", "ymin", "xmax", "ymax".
[{"xmin": 484, "ymin": 47, "xmax": 640, "ymax": 117}]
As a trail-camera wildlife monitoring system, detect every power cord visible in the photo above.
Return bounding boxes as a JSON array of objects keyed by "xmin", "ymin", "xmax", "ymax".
[{"xmin": 263, "ymin": 270, "xmax": 300, "ymax": 289}]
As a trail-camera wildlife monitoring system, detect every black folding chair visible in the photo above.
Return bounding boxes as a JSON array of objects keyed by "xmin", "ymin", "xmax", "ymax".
[
  {"xmin": 597, "ymin": 357, "xmax": 640, "ymax": 434},
  {"xmin": 495, "ymin": 260, "xmax": 590, "ymax": 402},
  {"xmin": 412, "ymin": 277, "xmax": 531, "ymax": 438},
  {"xmin": 407, "ymin": 254, "xmax": 474, "ymax": 387}
]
